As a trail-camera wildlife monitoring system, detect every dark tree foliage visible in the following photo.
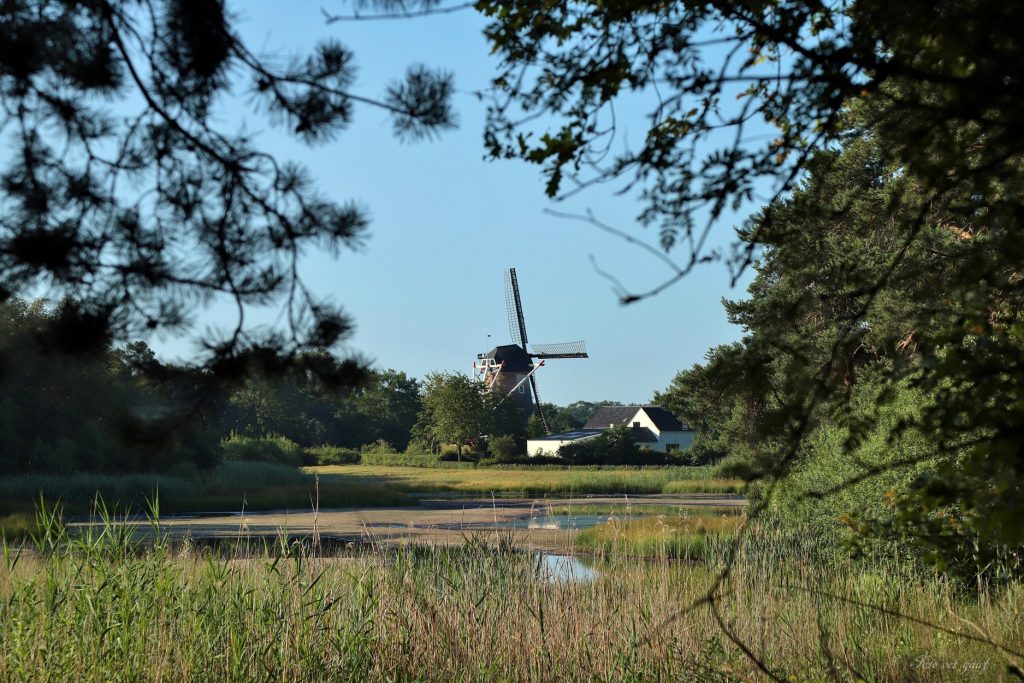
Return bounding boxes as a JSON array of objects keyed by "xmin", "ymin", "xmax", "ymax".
[
  {"xmin": 654, "ymin": 343, "xmax": 752, "ymax": 465},
  {"xmin": 0, "ymin": 299, "xmax": 219, "ymax": 473},
  {"xmin": 0, "ymin": 1, "xmax": 454, "ymax": 383},
  {"xmin": 481, "ymin": 1, "xmax": 1024, "ymax": 577},
  {"xmin": 224, "ymin": 366, "xmax": 423, "ymax": 450},
  {"xmin": 0, "ymin": 296, "xmax": 431, "ymax": 472},
  {"xmin": 669, "ymin": 129, "xmax": 1023, "ymax": 577}
]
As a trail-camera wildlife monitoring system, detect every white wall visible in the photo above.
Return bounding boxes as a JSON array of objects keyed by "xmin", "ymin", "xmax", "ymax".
[
  {"xmin": 641, "ymin": 430, "xmax": 695, "ymax": 452},
  {"xmin": 526, "ymin": 434, "xmax": 600, "ymax": 457},
  {"xmin": 629, "ymin": 408, "xmax": 695, "ymax": 452},
  {"xmin": 527, "ymin": 408, "xmax": 695, "ymax": 456}
]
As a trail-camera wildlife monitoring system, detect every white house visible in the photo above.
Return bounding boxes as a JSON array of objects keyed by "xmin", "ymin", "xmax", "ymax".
[{"xmin": 526, "ymin": 405, "xmax": 694, "ymax": 457}]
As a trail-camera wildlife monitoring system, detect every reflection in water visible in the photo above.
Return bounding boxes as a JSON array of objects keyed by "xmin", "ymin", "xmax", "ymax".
[{"xmin": 538, "ymin": 553, "xmax": 597, "ymax": 582}]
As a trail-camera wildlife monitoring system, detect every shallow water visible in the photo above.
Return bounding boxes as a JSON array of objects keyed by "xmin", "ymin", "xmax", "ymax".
[
  {"xmin": 537, "ymin": 553, "xmax": 598, "ymax": 582},
  {"xmin": 468, "ymin": 513, "xmax": 637, "ymax": 531}
]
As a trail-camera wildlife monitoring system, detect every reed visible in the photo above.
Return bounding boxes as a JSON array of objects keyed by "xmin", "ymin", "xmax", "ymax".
[
  {"xmin": 575, "ymin": 513, "xmax": 745, "ymax": 560},
  {"xmin": 1, "ymin": 502, "xmax": 1020, "ymax": 681}
]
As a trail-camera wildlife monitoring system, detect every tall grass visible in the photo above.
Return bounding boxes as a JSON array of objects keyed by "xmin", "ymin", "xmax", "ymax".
[
  {"xmin": 576, "ymin": 513, "xmax": 744, "ymax": 560},
  {"xmin": 0, "ymin": 505, "xmax": 1020, "ymax": 681}
]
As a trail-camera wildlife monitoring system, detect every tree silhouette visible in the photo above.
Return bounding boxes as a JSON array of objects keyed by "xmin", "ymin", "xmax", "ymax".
[{"xmin": 0, "ymin": 0, "xmax": 455, "ymax": 385}]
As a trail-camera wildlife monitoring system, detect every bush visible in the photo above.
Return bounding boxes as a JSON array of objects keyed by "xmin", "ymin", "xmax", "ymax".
[
  {"xmin": 440, "ymin": 450, "xmax": 478, "ymax": 462},
  {"xmin": 555, "ymin": 428, "xmax": 686, "ymax": 465},
  {"xmin": 209, "ymin": 461, "xmax": 308, "ymax": 487},
  {"xmin": 360, "ymin": 439, "xmax": 397, "ymax": 455},
  {"xmin": 487, "ymin": 435, "xmax": 519, "ymax": 461},
  {"xmin": 306, "ymin": 445, "xmax": 361, "ymax": 466},
  {"xmin": 164, "ymin": 461, "xmax": 201, "ymax": 481},
  {"xmin": 558, "ymin": 427, "xmax": 638, "ymax": 465},
  {"xmin": 221, "ymin": 433, "xmax": 303, "ymax": 467}
]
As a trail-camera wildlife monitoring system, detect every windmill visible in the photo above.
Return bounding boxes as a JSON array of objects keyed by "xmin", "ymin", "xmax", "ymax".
[{"xmin": 474, "ymin": 268, "xmax": 588, "ymax": 433}]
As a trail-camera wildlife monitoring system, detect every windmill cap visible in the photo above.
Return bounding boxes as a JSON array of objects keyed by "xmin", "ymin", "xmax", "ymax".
[{"xmin": 478, "ymin": 344, "xmax": 532, "ymax": 372}]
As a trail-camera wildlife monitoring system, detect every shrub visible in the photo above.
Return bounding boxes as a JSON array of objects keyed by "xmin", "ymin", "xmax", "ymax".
[
  {"xmin": 440, "ymin": 450, "xmax": 478, "ymax": 463},
  {"xmin": 360, "ymin": 439, "xmax": 397, "ymax": 455},
  {"xmin": 555, "ymin": 427, "xmax": 690, "ymax": 466},
  {"xmin": 209, "ymin": 461, "xmax": 309, "ymax": 487},
  {"xmin": 164, "ymin": 461, "xmax": 201, "ymax": 481},
  {"xmin": 488, "ymin": 435, "xmax": 519, "ymax": 460},
  {"xmin": 306, "ymin": 445, "xmax": 361, "ymax": 466},
  {"xmin": 558, "ymin": 427, "xmax": 641, "ymax": 465},
  {"xmin": 221, "ymin": 433, "xmax": 303, "ymax": 467}
]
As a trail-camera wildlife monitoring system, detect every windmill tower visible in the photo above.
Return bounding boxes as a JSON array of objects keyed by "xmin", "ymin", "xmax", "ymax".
[{"xmin": 474, "ymin": 268, "xmax": 588, "ymax": 433}]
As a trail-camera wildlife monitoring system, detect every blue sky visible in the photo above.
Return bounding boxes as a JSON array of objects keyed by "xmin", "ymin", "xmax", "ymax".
[{"xmin": 157, "ymin": 2, "xmax": 759, "ymax": 405}]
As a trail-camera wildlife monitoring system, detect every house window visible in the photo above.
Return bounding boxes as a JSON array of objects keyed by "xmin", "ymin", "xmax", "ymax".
[
  {"xmin": 666, "ymin": 444, "xmax": 679, "ymax": 452},
  {"xmin": 633, "ymin": 421, "xmax": 640, "ymax": 427},
  {"xmin": 518, "ymin": 385, "xmax": 525, "ymax": 394}
]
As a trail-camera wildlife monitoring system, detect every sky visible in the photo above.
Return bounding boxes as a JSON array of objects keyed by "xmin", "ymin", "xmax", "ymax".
[{"xmin": 156, "ymin": 2, "xmax": 759, "ymax": 405}]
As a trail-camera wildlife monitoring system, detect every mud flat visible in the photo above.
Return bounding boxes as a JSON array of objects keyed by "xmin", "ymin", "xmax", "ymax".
[{"xmin": 106, "ymin": 493, "xmax": 745, "ymax": 552}]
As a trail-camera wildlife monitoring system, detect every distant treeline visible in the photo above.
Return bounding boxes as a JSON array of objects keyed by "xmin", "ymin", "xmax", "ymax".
[{"xmin": 0, "ymin": 299, "xmax": 620, "ymax": 474}]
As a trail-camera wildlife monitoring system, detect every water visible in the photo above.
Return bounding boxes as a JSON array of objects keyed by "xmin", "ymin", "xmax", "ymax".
[
  {"xmin": 538, "ymin": 553, "xmax": 597, "ymax": 582},
  {"xmin": 474, "ymin": 514, "xmax": 636, "ymax": 531}
]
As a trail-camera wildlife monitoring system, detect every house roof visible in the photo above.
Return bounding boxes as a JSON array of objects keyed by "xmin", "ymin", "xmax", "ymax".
[
  {"xmin": 582, "ymin": 405, "xmax": 691, "ymax": 432},
  {"xmin": 639, "ymin": 406, "xmax": 687, "ymax": 431},
  {"xmin": 529, "ymin": 429, "xmax": 603, "ymax": 442},
  {"xmin": 582, "ymin": 406, "xmax": 643, "ymax": 430}
]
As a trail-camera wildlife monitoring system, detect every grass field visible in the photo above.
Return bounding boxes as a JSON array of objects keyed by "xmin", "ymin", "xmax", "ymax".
[
  {"xmin": 1, "ymin": 512, "xmax": 1019, "ymax": 681},
  {"xmin": 311, "ymin": 464, "xmax": 744, "ymax": 496}
]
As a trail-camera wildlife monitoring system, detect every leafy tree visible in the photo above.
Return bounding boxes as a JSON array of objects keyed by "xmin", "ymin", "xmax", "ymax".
[
  {"xmin": 219, "ymin": 366, "xmax": 422, "ymax": 450},
  {"xmin": 681, "ymin": 128, "xmax": 1023, "ymax": 577},
  {"xmin": 480, "ymin": 1, "xmax": 1023, "ymax": 295},
  {"xmin": 0, "ymin": 0, "xmax": 454, "ymax": 383},
  {"xmin": 526, "ymin": 400, "xmax": 618, "ymax": 437},
  {"xmin": 418, "ymin": 372, "xmax": 488, "ymax": 459},
  {"xmin": 654, "ymin": 343, "xmax": 754, "ymax": 464},
  {"xmin": 347, "ymin": 370, "xmax": 422, "ymax": 451},
  {"xmin": 480, "ymin": 1, "xmax": 1024, "ymax": 576}
]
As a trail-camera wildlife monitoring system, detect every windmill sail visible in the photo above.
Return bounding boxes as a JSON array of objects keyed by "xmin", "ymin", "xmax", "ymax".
[
  {"xmin": 530, "ymin": 341, "xmax": 588, "ymax": 359},
  {"xmin": 504, "ymin": 268, "xmax": 528, "ymax": 348}
]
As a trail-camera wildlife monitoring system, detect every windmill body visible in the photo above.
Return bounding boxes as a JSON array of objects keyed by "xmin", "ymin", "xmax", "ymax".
[
  {"xmin": 477, "ymin": 344, "xmax": 534, "ymax": 414},
  {"xmin": 475, "ymin": 268, "xmax": 588, "ymax": 434}
]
